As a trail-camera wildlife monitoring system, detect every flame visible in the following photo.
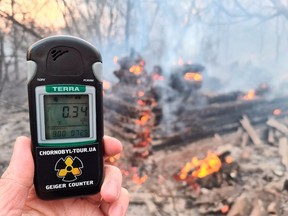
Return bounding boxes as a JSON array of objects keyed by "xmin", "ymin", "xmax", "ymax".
[
  {"xmin": 136, "ymin": 113, "xmax": 150, "ymax": 125},
  {"xmin": 133, "ymin": 173, "xmax": 148, "ymax": 185},
  {"xmin": 103, "ymin": 80, "xmax": 111, "ymax": 90},
  {"xmin": 184, "ymin": 72, "xmax": 202, "ymax": 82},
  {"xmin": 113, "ymin": 56, "xmax": 119, "ymax": 64},
  {"xmin": 129, "ymin": 65, "xmax": 143, "ymax": 75},
  {"xmin": 134, "ymin": 129, "xmax": 152, "ymax": 148},
  {"xmin": 273, "ymin": 109, "xmax": 282, "ymax": 116},
  {"xmin": 179, "ymin": 152, "xmax": 222, "ymax": 180},
  {"xmin": 243, "ymin": 89, "xmax": 256, "ymax": 100}
]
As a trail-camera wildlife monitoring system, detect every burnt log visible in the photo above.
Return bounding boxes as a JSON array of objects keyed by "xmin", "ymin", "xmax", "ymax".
[
  {"xmin": 153, "ymin": 96, "xmax": 288, "ymax": 150},
  {"xmin": 205, "ymin": 91, "xmax": 241, "ymax": 104}
]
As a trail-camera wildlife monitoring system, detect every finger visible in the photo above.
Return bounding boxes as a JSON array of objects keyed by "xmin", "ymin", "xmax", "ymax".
[
  {"xmin": 86, "ymin": 165, "xmax": 122, "ymax": 203},
  {"xmin": 100, "ymin": 165, "xmax": 122, "ymax": 203},
  {"xmin": 103, "ymin": 136, "xmax": 122, "ymax": 158},
  {"xmin": 100, "ymin": 188, "xmax": 130, "ymax": 216},
  {"xmin": 0, "ymin": 136, "xmax": 34, "ymax": 214}
]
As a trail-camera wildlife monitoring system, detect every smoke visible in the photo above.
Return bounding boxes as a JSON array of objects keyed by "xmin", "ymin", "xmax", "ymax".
[{"xmin": 100, "ymin": 0, "xmax": 288, "ymax": 95}]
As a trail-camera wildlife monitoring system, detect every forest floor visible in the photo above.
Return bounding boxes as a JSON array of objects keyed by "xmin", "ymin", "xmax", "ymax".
[{"xmin": 2, "ymin": 82, "xmax": 288, "ymax": 215}]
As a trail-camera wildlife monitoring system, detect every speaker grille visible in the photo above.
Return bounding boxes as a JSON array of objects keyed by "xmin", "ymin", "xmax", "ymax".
[{"xmin": 51, "ymin": 49, "xmax": 69, "ymax": 61}]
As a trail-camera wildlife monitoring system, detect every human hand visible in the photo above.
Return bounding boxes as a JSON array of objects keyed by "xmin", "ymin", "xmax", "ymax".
[{"xmin": 0, "ymin": 136, "xmax": 129, "ymax": 216}]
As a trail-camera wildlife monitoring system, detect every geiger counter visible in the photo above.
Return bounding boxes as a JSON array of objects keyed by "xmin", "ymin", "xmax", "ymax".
[{"xmin": 27, "ymin": 36, "xmax": 103, "ymax": 199}]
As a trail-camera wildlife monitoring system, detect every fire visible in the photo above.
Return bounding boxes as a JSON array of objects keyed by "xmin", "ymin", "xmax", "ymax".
[
  {"xmin": 136, "ymin": 113, "xmax": 150, "ymax": 125},
  {"xmin": 103, "ymin": 80, "xmax": 111, "ymax": 90},
  {"xmin": 129, "ymin": 65, "xmax": 143, "ymax": 75},
  {"xmin": 179, "ymin": 152, "xmax": 222, "ymax": 180},
  {"xmin": 132, "ymin": 173, "xmax": 148, "ymax": 185},
  {"xmin": 273, "ymin": 109, "xmax": 282, "ymax": 116},
  {"xmin": 225, "ymin": 155, "xmax": 233, "ymax": 164},
  {"xmin": 221, "ymin": 205, "xmax": 230, "ymax": 214},
  {"xmin": 130, "ymin": 166, "xmax": 149, "ymax": 185},
  {"xmin": 134, "ymin": 129, "xmax": 152, "ymax": 148},
  {"xmin": 184, "ymin": 72, "xmax": 202, "ymax": 82},
  {"xmin": 243, "ymin": 89, "xmax": 256, "ymax": 100}
]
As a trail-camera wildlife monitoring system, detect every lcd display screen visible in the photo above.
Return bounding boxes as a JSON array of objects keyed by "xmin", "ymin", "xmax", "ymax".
[{"xmin": 44, "ymin": 95, "xmax": 90, "ymax": 139}]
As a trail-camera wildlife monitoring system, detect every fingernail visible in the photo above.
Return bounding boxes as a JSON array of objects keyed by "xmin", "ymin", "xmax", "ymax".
[
  {"xmin": 104, "ymin": 180, "xmax": 119, "ymax": 198},
  {"xmin": 110, "ymin": 204, "xmax": 124, "ymax": 216}
]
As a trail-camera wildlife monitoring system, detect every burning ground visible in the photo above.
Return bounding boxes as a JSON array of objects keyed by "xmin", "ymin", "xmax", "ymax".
[
  {"xmin": 2, "ymin": 101, "xmax": 288, "ymax": 215},
  {"xmin": 2, "ymin": 56, "xmax": 288, "ymax": 215},
  {"xmin": 112, "ymin": 118, "xmax": 288, "ymax": 215},
  {"xmin": 103, "ymin": 53, "xmax": 288, "ymax": 215}
]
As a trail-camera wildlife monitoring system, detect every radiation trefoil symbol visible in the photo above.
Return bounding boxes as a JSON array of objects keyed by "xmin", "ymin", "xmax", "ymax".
[{"xmin": 55, "ymin": 156, "xmax": 83, "ymax": 182}]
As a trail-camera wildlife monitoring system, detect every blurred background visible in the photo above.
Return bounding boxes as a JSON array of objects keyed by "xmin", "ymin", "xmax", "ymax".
[
  {"xmin": 2, "ymin": 0, "xmax": 288, "ymax": 215},
  {"xmin": 1, "ymin": 0, "xmax": 288, "ymax": 91}
]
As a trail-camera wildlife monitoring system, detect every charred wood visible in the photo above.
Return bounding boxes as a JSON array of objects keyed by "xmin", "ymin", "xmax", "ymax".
[
  {"xmin": 205, "ymin": 91, "xmax": 241, "ymax": 104},
  {"xmin": 153, "ymin": 97, "xmax": 288, "ymax": 150}
]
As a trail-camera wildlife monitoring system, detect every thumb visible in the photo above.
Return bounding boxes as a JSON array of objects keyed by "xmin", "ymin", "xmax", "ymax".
[{"xmin": 0, "ymin": 136, "xmax": 34, "ymax": 216}]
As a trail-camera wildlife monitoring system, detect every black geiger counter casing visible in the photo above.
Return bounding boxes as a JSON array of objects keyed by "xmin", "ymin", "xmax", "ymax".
[{"xmin": 27, "ymin": 36, "xmax": 104, "ymax": 200}]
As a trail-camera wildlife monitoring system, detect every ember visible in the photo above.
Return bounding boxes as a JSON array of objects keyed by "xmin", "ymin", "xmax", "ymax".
[
  {"xmin": 169, "ymin": 63, "xmax": 205, "ymax": 102},
  {"xmin": 129, "ymin": 64, "xmax": 143, "ymax": 75},
  {"xmin": 132, "ymin": 173, "xmax": 148, "ymax": 185},
  {"xmin": 151, "ymin": 65, "xmax": 164, "ymax": 82},
  {"xmin": 273, "ymin": 108, "xmax": 282, "ymax": 116},
  {"xmin": 221, "ymin": 205, "xmax": 230, "ymax": 214},
  {"xmin": 243, "ymin": 89, "xmax": 256, "ymax": 100},
  {"xmin": 225, "ymin": 155, "xmax": 233, "ymax": 164},
  {"xmin": 136, "ymin": 113, "xmax": 151, "ymax": 125},
  {"xmin": 184, "ymin": 72, "xmax": 202, "ymax": 82},
  {"xmin": 105, "ymin": 53, "xmax": 157, "ymax": 161}
]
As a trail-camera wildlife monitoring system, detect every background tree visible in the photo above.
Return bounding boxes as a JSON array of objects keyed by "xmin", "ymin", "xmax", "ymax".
[{"xmin": 1, "ymin": 0, "xmax": 288, "ymax": 95}]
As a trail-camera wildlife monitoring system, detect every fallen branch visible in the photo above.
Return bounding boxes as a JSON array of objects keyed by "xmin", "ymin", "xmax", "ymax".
[{"xmin": 240, "ymin": 115, "xmax": 262, "ymax": 145}]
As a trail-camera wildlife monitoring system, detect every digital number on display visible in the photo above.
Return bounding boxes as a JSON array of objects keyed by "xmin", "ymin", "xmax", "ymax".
[{"xmin": 44, "ymin": 95, "xmax": 90, "ymax": 139}]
